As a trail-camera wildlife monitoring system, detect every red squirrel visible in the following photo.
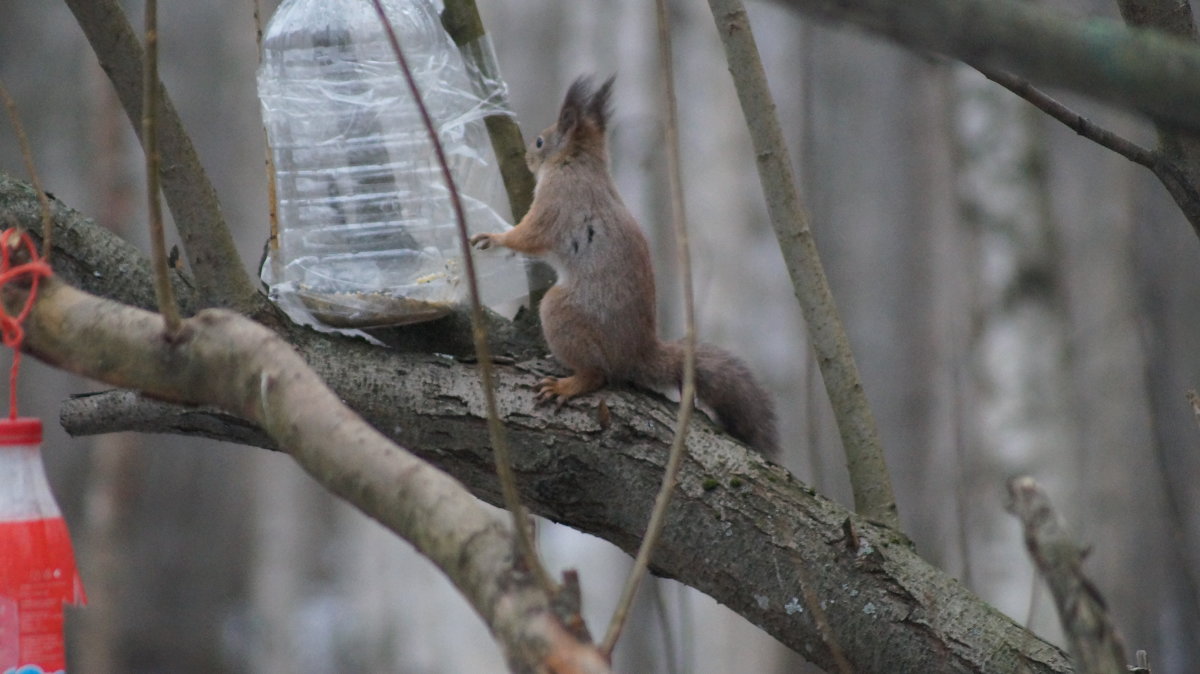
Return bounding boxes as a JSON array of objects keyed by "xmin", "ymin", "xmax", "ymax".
[{"xmin": 471, "ymin": 76, "xmax": 778, "ymax": 456}]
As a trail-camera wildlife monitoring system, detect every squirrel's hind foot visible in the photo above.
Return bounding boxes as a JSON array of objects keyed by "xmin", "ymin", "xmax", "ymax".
[{"xmin": 535, "ymin": 370, "xmax": 605, "ymax": 410}]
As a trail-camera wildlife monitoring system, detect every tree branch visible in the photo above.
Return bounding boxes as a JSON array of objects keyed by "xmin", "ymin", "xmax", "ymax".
[
  {"xmin": 1007, "ymin": 477, "xmax": 1130, "ymax": 674},
  {"xmin": 7, "ymin": 274, "xmax": 609, "ymax": 674},
  {"xmin": 62, "ymin": 378, "xmax": 1075, "ymax": 673},
  {"xmin": 0, "ymin": 174, "xmax": 197, "ymax": 314},
  {"xmin": 973, "ymin": 67, "xmax": 1158, "ymax": 169},
  {"xmin": 0, "ymin": 80, "xmax": 56, "ymax": 262},
  {"xmin": 772, "ymin": 0, "xmax": 1200, "ymax": 132},
  {"xmin": 972, "ymin": 63, "xmax": 1200, "ymax": 244},
  {"xmin": 709, "ymin": 0, "xmax": 899, "ymax": 529},
  {"xmin": 63, "ymin": 0, "xmax": 260, "ymax": 312}
]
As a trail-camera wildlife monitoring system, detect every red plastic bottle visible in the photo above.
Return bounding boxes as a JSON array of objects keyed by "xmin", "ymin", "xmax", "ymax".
[{"xmin": 0, "ymin": 418, "xmax": 85, "ymax": 674}]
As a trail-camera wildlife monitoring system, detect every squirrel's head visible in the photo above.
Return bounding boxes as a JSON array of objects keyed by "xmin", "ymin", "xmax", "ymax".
[{"xmin": 526, "ymin": 75, "xmax": 615, "ymax": 176}]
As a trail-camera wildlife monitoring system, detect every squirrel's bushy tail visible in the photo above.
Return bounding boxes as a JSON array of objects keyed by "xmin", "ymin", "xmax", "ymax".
[{"xmin": 640, "ymin": 340, "xmax": 779, "ymax": 457}]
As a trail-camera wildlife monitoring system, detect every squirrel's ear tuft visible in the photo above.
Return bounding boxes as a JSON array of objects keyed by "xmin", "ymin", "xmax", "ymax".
[
  {"xmin": 558, "ymin": 76, "xmax": 590, "ymax": 133},
  {"xmin": 589, "ymin": 76, "xmax": 615, "ymax": 132},
  {"xmin": 559, "ymin": 75, "xmax": 615, "ymax": 134}
]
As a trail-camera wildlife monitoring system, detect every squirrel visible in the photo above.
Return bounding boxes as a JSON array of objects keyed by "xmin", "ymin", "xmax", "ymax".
[{"xmin": 471, "ymin": 76, "xmax": 778, "ymax": 456}]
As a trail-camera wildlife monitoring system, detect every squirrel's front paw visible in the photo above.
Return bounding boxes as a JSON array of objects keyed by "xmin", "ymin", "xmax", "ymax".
[{"xmin": 470, "ymin": 232, "xmax": 497, "ymax": 250}]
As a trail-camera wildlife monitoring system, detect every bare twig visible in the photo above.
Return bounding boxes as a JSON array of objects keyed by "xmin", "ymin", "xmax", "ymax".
[
  {"xmin": 601, "ymin": 0, "xmax": 697, "ymax": 656},
  {"xmin": 975, "ymin": 67, "xmax": 1159, "ymax": 169},
  {"xmin": 1007, "ymin": 476, "xmax": 1129, "ymax": 674},
  {"xmin": 972, "ymin": 66, "xmax": 1200, "ymax": 232},
  {"xmin": 64, "ymin": 0, "xmax": 259, "ymax": 312},
  {"xmin": 368, "ymin": 0, "xmax": 554, "ymax": 595},
  {"xmin": 252, "ymin": 0, "xmax": 280, "ymax": 265},
  {"xmin": 708, "ymin": 0, "xmax": 899, "ymax": 529},
  {"xmin": 0, "ymin": 80, "xmax": 55, "ymax": 261},
  {"xmin": 141, "ymin": 0, "xmax": 181, "ymax": 336}
]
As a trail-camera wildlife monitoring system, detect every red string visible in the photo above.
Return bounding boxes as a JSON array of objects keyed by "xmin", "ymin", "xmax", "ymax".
[{"xmin": 0, "ymin": 228, "xmax": 53, "ymax": 420}]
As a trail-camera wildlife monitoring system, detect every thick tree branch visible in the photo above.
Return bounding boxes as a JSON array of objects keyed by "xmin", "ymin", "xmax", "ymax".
[
  {"xmin": 4, "ymin": 168, "xmax": 1077, "ymax": 673},
  {"xmin": 773, "ymin": 0, "xmax": 1200, "ymax": 132},
  {"xmin": 0, "ymin": 174, "xmax": 197, "ymax": 315},
  {"xmin": 63, "ymin": 0, "xmax": 260, "ymax": 312},
  {"xmin": 6, "ymin": 275, "xmax": 608, "ymax": 674},
  {"xmin": 62, "ymin": 375, "xmax": 1074, "ymax": 673},
  {"xmin": 2, "ymin": 177, "xmax": 1073, "ymax": 671}
]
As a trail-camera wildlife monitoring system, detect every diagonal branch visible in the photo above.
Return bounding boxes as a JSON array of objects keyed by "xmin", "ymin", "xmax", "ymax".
[
  {"xmin": 773, "ymin": 0, "xmax": 1200, "ymax": 132},
  {"xmin": 6, "ymin": 274, "xmax": 609, "ymax": 674},
  {"xmin": 973, "ymin": 65, "xmax": 1200, "ymax": 238},
  {"xmin": 1008, "ymin": 477, "xmax": 1130, "ymax": 674},
  {"xmin": 974, "ymin": 67, "xmax": 1159, "ymax": 169},
  {"xmin": 709, "ymin": 0, "xmax": 899, "ymax": 529},
  {"xmin": 63, "ymin": 0, "xmax": 259, "ymax": 313}
]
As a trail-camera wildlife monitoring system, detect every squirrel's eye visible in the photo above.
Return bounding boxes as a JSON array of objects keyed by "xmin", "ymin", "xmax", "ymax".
[{"xmin": 535, "ymin": 136, "xmax": 544, "ymax": 149}]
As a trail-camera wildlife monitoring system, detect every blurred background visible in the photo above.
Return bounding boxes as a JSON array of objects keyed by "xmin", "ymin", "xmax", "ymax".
[{"xmin": 2, "ymin": 0, "xmax": 1199, "ymax": 671}]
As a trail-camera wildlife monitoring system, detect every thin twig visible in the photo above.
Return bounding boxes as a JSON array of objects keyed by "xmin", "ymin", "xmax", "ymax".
[
  {"xmin": 0, "ymin": 79, "xmax": 55, "ymax": 261},
  {"xmin": 975, "ymin": 66, "xmax": 1160, "ymax": 170},
  {"xmin": 368, "ymin": 0, "xmax": 554, "ymax": 594},
  {"xmin": 708, "ymin": 0, "xmax": 899, "ymax": 529},
  {"xmin": 600, "ymin": 0, "xmax": 696, "ymax": 655},
  {"xmin": 142, "ymin": 0, "xmax": 181, "ymax": 336},
  {"xmin": 252, "ymin": 0, "xmax": 280, "ymax": 267}
]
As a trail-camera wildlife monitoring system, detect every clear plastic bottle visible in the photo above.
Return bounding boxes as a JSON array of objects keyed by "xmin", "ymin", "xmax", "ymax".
[
  {"xmin": 0, "ymin": 418, "xmax": 85, "ymax": 674},
  {"xmin": 258, "ymin": 0, "xmax": 522, "ymax": 328}
]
